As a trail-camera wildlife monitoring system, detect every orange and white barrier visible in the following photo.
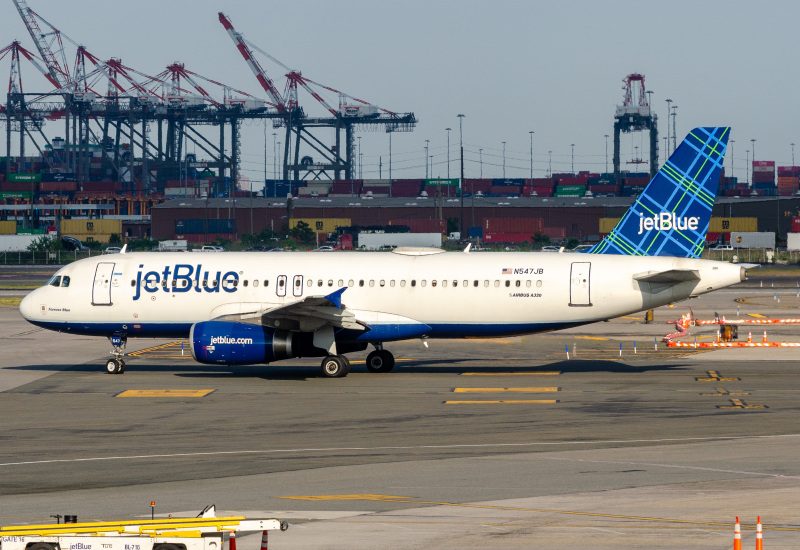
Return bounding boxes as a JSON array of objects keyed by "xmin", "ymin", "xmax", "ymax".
[
  {"xmin": 668, "ymin": 341, "xmax": 800, "ymax": 348},
  {"xmin": 756, "ymin": 516, "xmax": 763, "ymax": 550},
  {"xmin": 734, "ymin": 516, "xmax": 742, "ymax": 550}
]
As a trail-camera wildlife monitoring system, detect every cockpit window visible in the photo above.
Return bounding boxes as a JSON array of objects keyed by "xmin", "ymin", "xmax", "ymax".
[
  {"xmin": 49, "ymin": 276, "xmax": 62, "ymax": 287},
  {"xmin": 61, "ymin": 276, "xmax": 70, "ymax": 288}
]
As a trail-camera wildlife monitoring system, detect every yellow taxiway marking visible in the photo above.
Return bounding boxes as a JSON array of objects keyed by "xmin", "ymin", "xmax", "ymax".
[
  {"xmin": 575, "ymin": 336, "xmax": 608, "ymax": 341},
  {"xmin": 696, "ymin": 370, "xmax": 740, "ymax": 382},
  {"xmin": 748, "ymin": 313, "xmax": 767, "ymax": 318},
  {"xmin": 349, "ymin": 359, "xmax": 414, "ymax": 364},
  {"xmin": 276, "ymin": 495, "xmax": 800, "ymax": 531},
  {"xmin": 453, "ymin": 387, "xmax": 559, "ymax": 393},
  {"xmin": 461, "ymin": 372, "xmax": 561, "ymax": 376},
  {"xmin": 280, "ymin": 494, "xmax": 409, "ymax": 502},
  {"xmin": 717, "ymin": 398, "xmax": 767, "ymax": 409},
  {"xmin": 700, "ymin": 387, "xmax": 750, "ymax": 397},
  {"xmin": 116, "ymin": 389, "xmax": 215, "ymax": 398},
  {"xmin": 444, "ymin": 400, "xmax": 558, "ymax": 404}
]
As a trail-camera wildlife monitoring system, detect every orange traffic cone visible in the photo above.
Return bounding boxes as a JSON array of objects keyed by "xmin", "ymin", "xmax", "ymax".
[
  {"xmin": 756, "ymin": 516, "xmax": 763, "ymax": 550},
  {"xmin": 734, "ymin": 516, "xmax": 742, "ymax": 550},
  {"xmin": 763, "ymin": 331, "xmax": 768, "ymax": 343},
  {"xmin": 748, "ymin": 331, "xmax": 752, "ymax": 343},
  {"xmin": 260, "ymin": 530, "xmax": 269, "ymax": 550},
  {"xmin": 229, "ymin": 532, "xmax": 236, "ymax": 550}
]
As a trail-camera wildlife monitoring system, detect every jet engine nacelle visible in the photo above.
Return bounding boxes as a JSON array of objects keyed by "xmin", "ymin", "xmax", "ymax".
[{"xmin": 190, "ymin": 321, "xmax": 319, "ymax": 365}]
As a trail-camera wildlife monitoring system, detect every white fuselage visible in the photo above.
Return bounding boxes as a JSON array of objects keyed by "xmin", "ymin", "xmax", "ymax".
[{"xmin": 19, "ymin": 250, "xmax": 744, "ymax": 341}]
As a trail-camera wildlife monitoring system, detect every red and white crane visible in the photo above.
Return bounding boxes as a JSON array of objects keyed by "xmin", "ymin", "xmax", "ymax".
[{"xmin": 11, "ymin": 0, "xmax": 71, "ymax": 91}]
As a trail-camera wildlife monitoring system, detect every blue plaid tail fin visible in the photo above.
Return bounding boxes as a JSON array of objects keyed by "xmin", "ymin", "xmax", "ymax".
[{"xmin": 586, "ymin": 127, "xmax": 729, "ymax": 258}]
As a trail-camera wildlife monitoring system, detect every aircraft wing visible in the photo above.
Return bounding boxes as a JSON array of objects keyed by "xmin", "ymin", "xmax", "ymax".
[
  {"xmin": 633, "ymin": 269, "xmax": 700, "ymax": 284},
  {"xmin": 213, "ymin": 288, "xmax": 366, "ymax": 332}
]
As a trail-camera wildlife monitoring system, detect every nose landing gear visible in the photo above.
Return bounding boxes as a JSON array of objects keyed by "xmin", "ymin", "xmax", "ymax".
[{"xmin": 106, "ymin": 334, "xmax": 127, "ymax": 374}]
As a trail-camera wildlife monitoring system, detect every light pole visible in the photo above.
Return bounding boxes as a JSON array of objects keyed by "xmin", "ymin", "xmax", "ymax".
[
  {"xmin": 479, "ymin": 148, "xmax": 483, "ymax": 178},
  {"xmin": 746, "ymin": 149, "xmax": 750, "ymax": 186},
  {"xmin": 570, "ymin": 143, "xmax": 575, "ymax": 174},
  {"xmin": 663, "ymin": 136, "xmax": 668, "ymax": 163},
  {"xmin": 792, "ymin": 142, "xmax": 796, "ymax": 168},
  {"xmin": 357, "ymin": 136, "xmax": 361, "ymax": 179},
  {"xmin": 665, "ymin": 99, "xmax": 672, "ymax": 156},
  {"xmin": 529, "ymin": 130, "xmax": 534, "ymax": 180},
  {"xmin": 671, "ymin": 105, "xmax": 678, "ymax": 152},
  {"xmin": 604, "ymin": 134, "xmax": 609, "ymax": 173},
  {"xmin": 424, "ymin": 139, "xmax": 429, "ymax": 180},
  {"xmin": 548, "ymin": 150, "xmax": 552, "ymax": 177},
  {"xmin": 458, "ymin": 114, "xmax": 465, "ymax": 236},
  {"xmin": 388, "ymin": 129, "xmax": 393, "ymax": 181},
  {"xmin": 272, "ymin": 132, "xmax": 277, "ymax": 182},
  {"xmin": 751, "ymin": 138, "xmax": 757, "ymax": 185},
  {"xmin": 446, "ymin": 127, "xmax": 451, "ymax": 179},
  {"xmin": 263, "ymin": 120, "xmax": 267, "ymax": 197},
  {"xmin": 729, "ymin": 139, "xmax": 734, "ymax": 181},
  {"xmin": 502, "ymin": 141, "xmax": 506, "ymax": 179}
]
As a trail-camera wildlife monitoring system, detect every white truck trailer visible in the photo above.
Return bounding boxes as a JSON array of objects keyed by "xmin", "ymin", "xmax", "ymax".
[
  {"xmin": 357, "ymin": 232, "xmax": 442, "ymax": 250},
  {"xmin": 0, "ymin": 508, "xmax": 287, "ymax": 550}
]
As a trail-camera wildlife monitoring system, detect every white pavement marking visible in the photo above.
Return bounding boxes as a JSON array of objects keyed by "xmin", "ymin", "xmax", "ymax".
[{"xmin": 2, "ymin": 433, "xmax": 800, "ymax": 468}]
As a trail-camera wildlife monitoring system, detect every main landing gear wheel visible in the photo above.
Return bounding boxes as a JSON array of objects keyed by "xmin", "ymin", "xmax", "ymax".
[
  {"xmin": 320, "ymin": 355, "xmax": 350, "ymax": 378},
  {"xmin": 105, "ymin": 358, "xmax": 125, "ymax": 374},
  {"xmin": 366, "ymin": 349, "xmax": 395, "ymax": 373}
]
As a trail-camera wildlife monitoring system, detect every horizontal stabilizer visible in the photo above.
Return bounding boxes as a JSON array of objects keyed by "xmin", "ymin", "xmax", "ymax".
[{"xmin": 633, "ymin": 269, "xmax": 700, "ymax": 284}]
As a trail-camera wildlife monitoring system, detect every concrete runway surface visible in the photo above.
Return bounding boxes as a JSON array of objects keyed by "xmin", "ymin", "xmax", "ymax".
[{"xmin": 1, "ymin": 267, "xmax": 800, "ymax": 548}]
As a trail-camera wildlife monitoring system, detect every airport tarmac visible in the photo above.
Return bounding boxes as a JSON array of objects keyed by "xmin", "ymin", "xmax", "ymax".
[{"xmin": 1, "ymin": 268, "xmax": 800, "ymax": 548}]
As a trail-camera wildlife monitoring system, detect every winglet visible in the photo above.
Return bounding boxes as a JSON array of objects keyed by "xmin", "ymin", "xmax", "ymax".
[
  {"xmin": 325, "ymin": 287, "xmax": 347, "ymax": 308},
  {"xmin": 120, "ymin": 244, "xmax": 127, "ymax": 254},
  {"xmin": 463, "ymin": 243, "xmax": 472, "ymax": 253}
]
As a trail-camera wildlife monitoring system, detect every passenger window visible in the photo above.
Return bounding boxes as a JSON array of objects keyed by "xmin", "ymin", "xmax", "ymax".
[
  {"xmin": 50, "ymin": 276, "xmax": 61, "ymax": 287},
  {"xmin": 212, "ymin": 280, "xmax": 218, "ymax": 287},
  {"xmin": 203, "ymin": 279, "xmax": 208, "ymax": 287},
  {"xmin": 442, "ymin": 280, "xmax": 447, "ymax": 287},
  {"xmin": 516, "ymin": 280, "xmax": 521, "ymax": 287},
  {"xmin": 420, "ymin": 280, "xmax": 426, "ymax": 287},
  {"xmin": 526, "ymin": 280, "xmax": 531, "ymax": 288},
  {"xmin": 60, "ymin": 276, "xmax": 70, "ymax": 287},
  {"xmin": 162, "ymin": 280, "xmax": 168, "ymax": 288},
  {"xmin": 306, "ymin": 279, "xmax": 312, "ymax": 288},
  {"xmin": 380, "ymin": 280, "xmax": 385, "ymax": 287},
  {"xmin": 504, "ymin": 280, "xmax": 509, "ymax": 287},
  {"xmin": 348, "ymin": 280, "xmax": 354, "ymax": 287},
  {"xmin": 130, "ymin": 280, "xmax": 135, "ymax": 287},
  {"xmin": 338, "ymin": 279, "xmax": 343, "ymax": 286},
  {"xmin": 296, "ymin": 279, "xmax": 303, "ymax": 288},
  {"xmin": 182, "ymin": 280, "xmax": 188, "ymax": 288},
  {"xmin": 233, "ymin": 280, "xmax": 238, "ymax": 287},
  {"xmin": 253, "ymin": 280, "xmax": 259, "ymax": 287},
  {"xmin": 390, "ymin": 280, "xmax": 395, "ymax": 287},
  {"xmin": 318, "ymin": 280, "xmax": 323, "ymax": 287},
  {"xmin": 359, "ymin": 280, "xmax": 364, "ymax": 287},
  {"xmin": 172, "ymin": 280, "xmax": 177, "ymax": 288},
  {"xmin": 453, "ymin": 280, "xmax": 458, "ymax": 287},
  {"xmin": 400, "ymin": 280, "xmax": 406, "ymax": 287},
  {"xmin": 264, "ymin": 280, "xmax": 270, "ymax": 287},
  {"xmin": 328, "ymin": 280, "xmax": 334, "ymax": 287},
  {"xmin": 464, "ymin": 280, "xmax": 469, "ymax": 287},
  {"xmin": 483, "ymin": 280, "xmax": 489, "ymax": 287},
  {"xmin": 495, "ymin": 281, "xmax": 501, "ymax": 287},
  {"xmin": 536, "ymin": 280, "xmax": 542, "ymax": 287},
  {"xmin": 369, "ymin": 280, "xmax": 375, "ymax": 287},
  {"xmin": 411, "ymin": 280, "xmax": 416, "ymax": 287},
  {"xmin": 473, "ymin": 280, "xmax": 478, "ymax": 287}
]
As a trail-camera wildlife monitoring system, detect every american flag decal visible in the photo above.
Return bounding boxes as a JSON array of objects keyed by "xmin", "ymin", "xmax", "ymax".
[{"xmin": 502, "ymin": 268, "xmax": 512, "ymax": 274}]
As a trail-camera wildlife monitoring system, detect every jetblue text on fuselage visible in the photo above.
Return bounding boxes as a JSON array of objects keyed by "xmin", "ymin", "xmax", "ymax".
[
  {"xmin": 132, "ymin": 264, "xmax": 239, "ymax": 301},
  {"xmin": 637, "ymin": 212, "xmax": 700, "ymax": 235}
]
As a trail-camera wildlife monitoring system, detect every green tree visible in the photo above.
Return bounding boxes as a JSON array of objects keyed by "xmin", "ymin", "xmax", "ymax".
[
  {"xmin": 531, "ymin": 233, "xmax": 551, "ymax": 247},
  {"xmin": 289, "ymin": 221, "xmax": 315, "ymax": 243},
  {"xmin": 566, "ymin": 238, "xmax": 579, "ymax": 250},
  {"xmin": 109, "ymin": 233, "xmax": 122, "ymax": 244}
]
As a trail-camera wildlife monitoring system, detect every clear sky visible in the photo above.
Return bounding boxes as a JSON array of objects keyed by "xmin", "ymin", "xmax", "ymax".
[{"xmin": 1, "ymin": 0, "xmax": 798, "ymax": 186}]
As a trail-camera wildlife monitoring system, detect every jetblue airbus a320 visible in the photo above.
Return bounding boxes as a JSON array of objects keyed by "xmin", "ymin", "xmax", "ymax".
[{"xmin": 20, "ymin": 127, "xmax": 745, "ymax": 377}]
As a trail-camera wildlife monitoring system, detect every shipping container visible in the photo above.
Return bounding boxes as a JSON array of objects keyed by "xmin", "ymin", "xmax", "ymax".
[
  {"xmin": 483, "ymin": 218, "xmax": 544, "ymax": 234},
  {"xmin": 541, "ymin": 227, "xmax": 566, "ymax": 240},
  {"xmin": 41, "ymin": 172, "xmax": 78, "ymax": 183},
  {"xmin": 0, "ymin": 220, "xmax": 16, "ymax": 235},
  {"xmin": 40, "ymin": 181, "xmax": 78, "ymax": 192},
  {"xmin": 599, "ymin": 218, "xmax": 621, "ymax": 234},
  {"xmin": 61, "ymin": 219, "xmax": 122, "ymax": 235},
  {"xmin": 792, "ymin": 217, "xmax": 800, "ymax": 234},
  {"xmin": 7, "ymin": 173, "xmax": 41, "ymax": 183},
  {"xmin": 489, "ymin": 185, "xmax": 521, "ymax": 195},
  {"xmin": 787, "ymin": 233, "xmax": 800, "ymax": 251},
  {"xmin": 555, "ymin": 184, "xmax": 587, "ymax": 193},
  {"xmin": 468, "ymin": 227, "xmax": 483, "ymax": 239},
  {"xmin": 0, "ymin": 190, "xmax": 33, "ymax": 199},
  {"xmin": 553, "ymin": 191, "xmax": 584, "ymax": 197},
  {"xmin": 389, "ymin": 219, "xmax": 445, "ymax": 233},
  {"xmin": 525, "ymin": 186, "xmax": 554, "ymax": 197},
  {"xmin": 290, "ymin": 218, "xmax": 351, "ymax": 234},
  {"xmin": 358, "ymin": 232, "xmax": 441, "ymax": 250},
  {"xmin": 0, "ymin": 182, "xmax": 37, "ymax": 192},
  {"xmin": 752, "ymin": 161, "xmax": 775, "ymax": 169},
  {"xmin": 483, "ymin": 232, "xmax": 537, "ymax": 243},
  {"xmin": 708, "ymin": 217, "xmax": 758, "ymax": 233},
  {"xmin": 492, "ymin": 178, "xmax": 525, "ymax": 185}
]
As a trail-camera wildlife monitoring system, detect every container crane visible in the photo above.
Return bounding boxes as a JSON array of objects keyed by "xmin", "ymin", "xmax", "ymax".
[{"xmin": 613, "ymin": 73, "xmax": 658, "ymax": 179}]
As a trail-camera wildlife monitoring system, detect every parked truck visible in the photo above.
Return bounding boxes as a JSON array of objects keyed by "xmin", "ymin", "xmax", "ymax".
[
  {"xmin": 730, "ymin": 231, "xmax": 775, "ymax": 249},
  {"xmin": 357, "ymin": 232, "xmax": 442, "ymax": 250}
]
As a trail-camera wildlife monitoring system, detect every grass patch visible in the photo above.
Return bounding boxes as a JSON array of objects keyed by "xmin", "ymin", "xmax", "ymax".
[
  {"xmin": 0, "ymin": 297, "xmax": 22, "ymax": 307},
  {"xmin": 0, "ymin": 284, "xmax": 39, "ymax": 290}
]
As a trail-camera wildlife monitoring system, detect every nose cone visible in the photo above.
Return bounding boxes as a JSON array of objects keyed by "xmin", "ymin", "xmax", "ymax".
[{"xmin": 19, "ymin": 290, "xmax": 38, "ymax": 321}]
